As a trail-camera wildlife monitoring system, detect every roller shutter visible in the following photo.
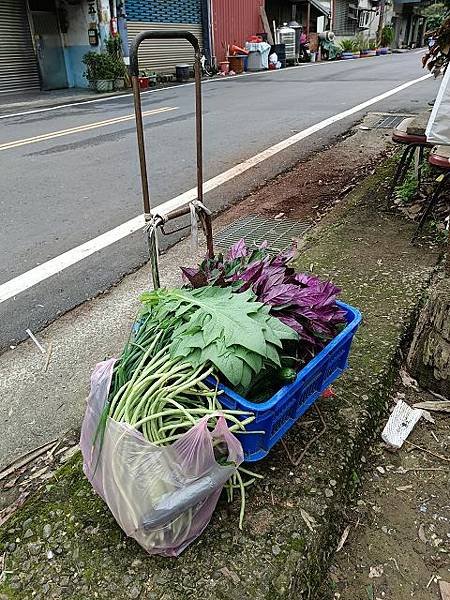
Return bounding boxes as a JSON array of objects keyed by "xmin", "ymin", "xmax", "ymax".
[
  {"xmin": 0, "ymin": 0, "xmax": 40, "ymax": 94},
  {"xmin": 126, "ymin": 22, "xmax": 203, "ymax": 72}
]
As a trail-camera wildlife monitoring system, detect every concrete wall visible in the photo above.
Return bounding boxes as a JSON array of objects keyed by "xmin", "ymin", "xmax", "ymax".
[
  {"xmin": 58, "ymin": 0, "xmax": 112, "ymax": 88},
  {"xmin": 59, "ymin": 0, "xmax": 91, "ymax": 87}
]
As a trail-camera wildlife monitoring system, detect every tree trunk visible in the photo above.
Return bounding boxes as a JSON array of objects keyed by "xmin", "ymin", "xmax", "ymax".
[{"xmin": 407, "ymin": 278, "xmax": 450, "ymax": 397}]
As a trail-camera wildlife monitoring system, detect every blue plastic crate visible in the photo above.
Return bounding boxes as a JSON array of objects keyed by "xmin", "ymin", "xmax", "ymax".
[{"xmin": 212, "ymin": 301, "xmax": 362, "ymax": 462}]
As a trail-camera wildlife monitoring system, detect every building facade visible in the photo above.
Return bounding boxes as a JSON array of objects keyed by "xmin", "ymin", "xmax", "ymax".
[
  {"xmin": 392, "ymin": 0, "xmax": 427, "ymax": 48},
  {"xmin": 0, "ymin": 0, "xmax": 431, "ymax": 96},
  {"xmin": 0, "ymin": 0, "xmax": 206, "ymax": 94},
  {"xmin": 0, "ymin": 0, "xmax": 117, "ymax": 94},
  {"xmin": 332, "ymin": 0, "xmax": 428, "ymax": 45},
  {"xmin": 123, "ymin": 0, "xmax": 205, "ymax": 72}
]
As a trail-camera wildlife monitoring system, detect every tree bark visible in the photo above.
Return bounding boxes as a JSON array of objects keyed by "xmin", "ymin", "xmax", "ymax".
[{"xmin": 407, "ymin": 278, "xmax": 450, "ymax": 397}]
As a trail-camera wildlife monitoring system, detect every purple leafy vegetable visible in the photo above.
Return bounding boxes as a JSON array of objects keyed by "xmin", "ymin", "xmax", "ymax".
[
  {"xmin": 181, "ymin": 239, "xmax": 347, "ymax": 360},
  {"xmin": 226, "ymin": 238, "xmax": 247, "ymax": 260}
]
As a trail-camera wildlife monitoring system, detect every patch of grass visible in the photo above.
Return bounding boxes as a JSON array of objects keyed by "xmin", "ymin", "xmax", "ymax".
[
  {"xmin": 395, "ymin": 171, "xmax": 418, "ymax": 203},
  {"xmin": 429, "ymin": 220, "xmax": 449, "ymax": 244}
]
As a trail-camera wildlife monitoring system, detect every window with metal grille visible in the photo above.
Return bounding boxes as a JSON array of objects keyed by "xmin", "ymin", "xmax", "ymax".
[
  {"xmin": 333, "ymin": 0, "xmax": 357, "ymax": 36},
  {"xmin": 359, "ymin": 10, "xmax": 371, "ymax": 28}
]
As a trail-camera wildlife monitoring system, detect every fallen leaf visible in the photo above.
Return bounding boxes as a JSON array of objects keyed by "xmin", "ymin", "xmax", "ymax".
[
  {"xmin": 418, "ymin": 524, "xmax": 428, "ymax": 544},
  {"xmin": 3, "ymin": 476, "xmax": 18, "ymax": 490},
  {"xmin": 395, "ymin": 485, "xmax": 413, "ymax": 492},
  {"xmin": 400, "ymin": 368, "xmax": 419, "ymax": 390},
  {"xmin": 413, "ymin": 401, "xmax": 450, "ymax": 414},
  {"xmin": 336, "ymin": 525, "xmax": 351, "ymax": 552},
  {"xmin": 368, "ymin": 565, "xmax": 384, "ymax": 578},
  {"xmin": 299, "ymin": 508, "xmax": 317, "ymax": 532},
  {"xmin": 219, "ymin": 567, "xmax": 240, "ymax": 585},
  {"xmin": 421, "ymin": 410, "xmax": 435, "ymax": 424}
]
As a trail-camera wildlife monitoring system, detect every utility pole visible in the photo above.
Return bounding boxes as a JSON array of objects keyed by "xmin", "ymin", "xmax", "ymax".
[{"xmin": 376, "ymin": 0, "xmax": 385, "ymax": 44}]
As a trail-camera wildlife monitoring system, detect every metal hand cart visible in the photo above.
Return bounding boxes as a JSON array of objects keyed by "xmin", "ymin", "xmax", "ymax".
[{"xmin": 129, "ymin": 31, "xmax": 214, "ymax": 289}]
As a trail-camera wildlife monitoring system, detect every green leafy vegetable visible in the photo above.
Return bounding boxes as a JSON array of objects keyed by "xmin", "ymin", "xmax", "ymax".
[{"xmin": 140, "ymin": 286, "xmax": 298, "ymax": 394}]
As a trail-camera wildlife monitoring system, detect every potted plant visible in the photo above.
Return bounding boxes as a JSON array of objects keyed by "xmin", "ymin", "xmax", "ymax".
[
  {"xmin": 352, "ymin": 37, "xmax": 361, "ymax": 58},
  {"xmin": 113, "ymin": 57, "xmax": 127, "ymax": 90},
  {"xmin": 368, "ymin": 38, "xmax": 378, "ymax": 56},
  {"xmin": 82, "ymin": 51, "xmax": 116, "ymax": 92},
  {"xmin": 140, "ymin": 69, "xmax": 158, "ymax": 86},
  {"xmin": 358, "ymin": 35, "xmax": 371, "ymax": 56},
  {"xmin": 379, "ymin": 25, "xmax": 394, "ymax": 54},
  {"xmin": 339, "ymin": 38, "xmax": 357, "ymax": 59},
  {"xmin": 105, "ymin": 36, "xmax": 128, "ymax": 90}
]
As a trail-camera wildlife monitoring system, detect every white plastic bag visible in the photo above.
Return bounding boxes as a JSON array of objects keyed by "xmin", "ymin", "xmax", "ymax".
[
  {"xmin": 80, "ymin": 359, "xmax": 244, "ymax": 556},
  {"xmin": 426, "ymin": 66, "xmax": 450, "ymax": 145}
]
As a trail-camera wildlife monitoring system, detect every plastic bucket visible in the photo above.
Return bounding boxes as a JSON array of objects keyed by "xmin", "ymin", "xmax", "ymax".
[
  {"xmin": 138, "ymin": 77, "xmax": 149, "ymax": 90},
  {"xmin": 175, "ymin": 64, "xmax": 190, "ymax": 83},
  {"xmin": 219, "ymin": 61, "xmax": 230, "ymax": 74},
  {"xmin": 228, "ymin": 56, "xmax": 244, "ymax": 74}
]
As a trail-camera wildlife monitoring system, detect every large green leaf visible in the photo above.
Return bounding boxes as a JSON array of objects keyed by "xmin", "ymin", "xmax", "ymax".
[
  {"xmin": 232, "ymin": 345, "xmax": 264, "ymax": 374},
  {"xmin": 140, "ymin": 286, "xmax": 298, "ymax": 394}
]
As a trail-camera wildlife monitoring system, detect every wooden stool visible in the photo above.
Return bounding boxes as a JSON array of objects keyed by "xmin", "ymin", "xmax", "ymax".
[
  {"xmin": 412, "ymin": 145, "xmax": 450, "ymax": 240},
  {"xmin": 389, "ymin": 117, "xmax": 433, "ymax": 199}
]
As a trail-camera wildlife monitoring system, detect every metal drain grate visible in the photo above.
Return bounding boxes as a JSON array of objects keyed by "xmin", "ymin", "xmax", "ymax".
[
  {"xmin": 374, "ymin": 114, "xmax": 408, "ymax": 129},
  {"xmin": 214, "ymin": 215, "xmax": 311, "ymax": 253}
]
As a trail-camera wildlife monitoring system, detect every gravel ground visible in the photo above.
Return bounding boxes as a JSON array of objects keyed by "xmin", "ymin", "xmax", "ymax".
[{"xmin": 325, "ymin": 380, "xmax": 450, "ymax": 600}]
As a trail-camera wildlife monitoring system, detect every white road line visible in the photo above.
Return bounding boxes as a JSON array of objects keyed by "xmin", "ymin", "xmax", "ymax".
[
  {"xmin": 0, "ymin": 106, "xmax": 177, "ymax": 151},
  {"xmin": 0, "ymin": 72, "xmax": 431, "ymax": 304}
]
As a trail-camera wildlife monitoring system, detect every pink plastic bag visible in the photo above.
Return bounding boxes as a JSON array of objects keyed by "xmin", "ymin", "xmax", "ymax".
[{"xmin": 80, "ymin": 359, "xmax": 244, "ymax": 557}]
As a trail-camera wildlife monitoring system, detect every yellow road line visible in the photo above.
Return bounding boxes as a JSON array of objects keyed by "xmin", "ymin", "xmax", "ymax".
[{"xmin": 0, "ymin": 106, "xmax": 177, "ymax": 151}]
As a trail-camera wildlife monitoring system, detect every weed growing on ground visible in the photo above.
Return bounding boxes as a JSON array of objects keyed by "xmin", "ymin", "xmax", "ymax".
[{"xmin": 395, "ymin": 171, "xmax": 418, "ymax": 203}]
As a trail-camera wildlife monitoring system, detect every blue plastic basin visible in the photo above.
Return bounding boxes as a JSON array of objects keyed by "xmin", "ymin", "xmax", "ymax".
[{"xmin": 210, "ymin": 301, "xmax": 362, "ymax": 462}]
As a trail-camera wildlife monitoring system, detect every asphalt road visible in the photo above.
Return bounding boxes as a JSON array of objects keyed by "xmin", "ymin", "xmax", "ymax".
[{"xmin": 0, "ymin": 52, "xmax": 438, "ymax": 350}]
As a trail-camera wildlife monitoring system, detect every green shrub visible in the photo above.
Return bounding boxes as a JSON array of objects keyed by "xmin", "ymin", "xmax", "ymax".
[
  {"xmin": 339, "ymin": 38, "xmax": 358, "ymax": 52},
  {"xmin": 380, "ymin": 25, "xmax": 394, "ymax": 47},
  {"xmin": 82, "ymin": 51, "xmax": 116, "ymax": 81},
  {"xmin": 355, "ymin": 33, "xmax": 370, "ymax": 51},
  {"xmin": 423, "ymin": 3, "xmax": 448, "ymax": 30}
]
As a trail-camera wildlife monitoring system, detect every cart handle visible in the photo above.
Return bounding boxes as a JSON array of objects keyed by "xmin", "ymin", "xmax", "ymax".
[
  {"xmin": 129, "ymin": 30, "xmax": 203, "ymax": 222},
  {"xmin": 129, "ymin": 30, "xmax": 201, "ymax": 76}
]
